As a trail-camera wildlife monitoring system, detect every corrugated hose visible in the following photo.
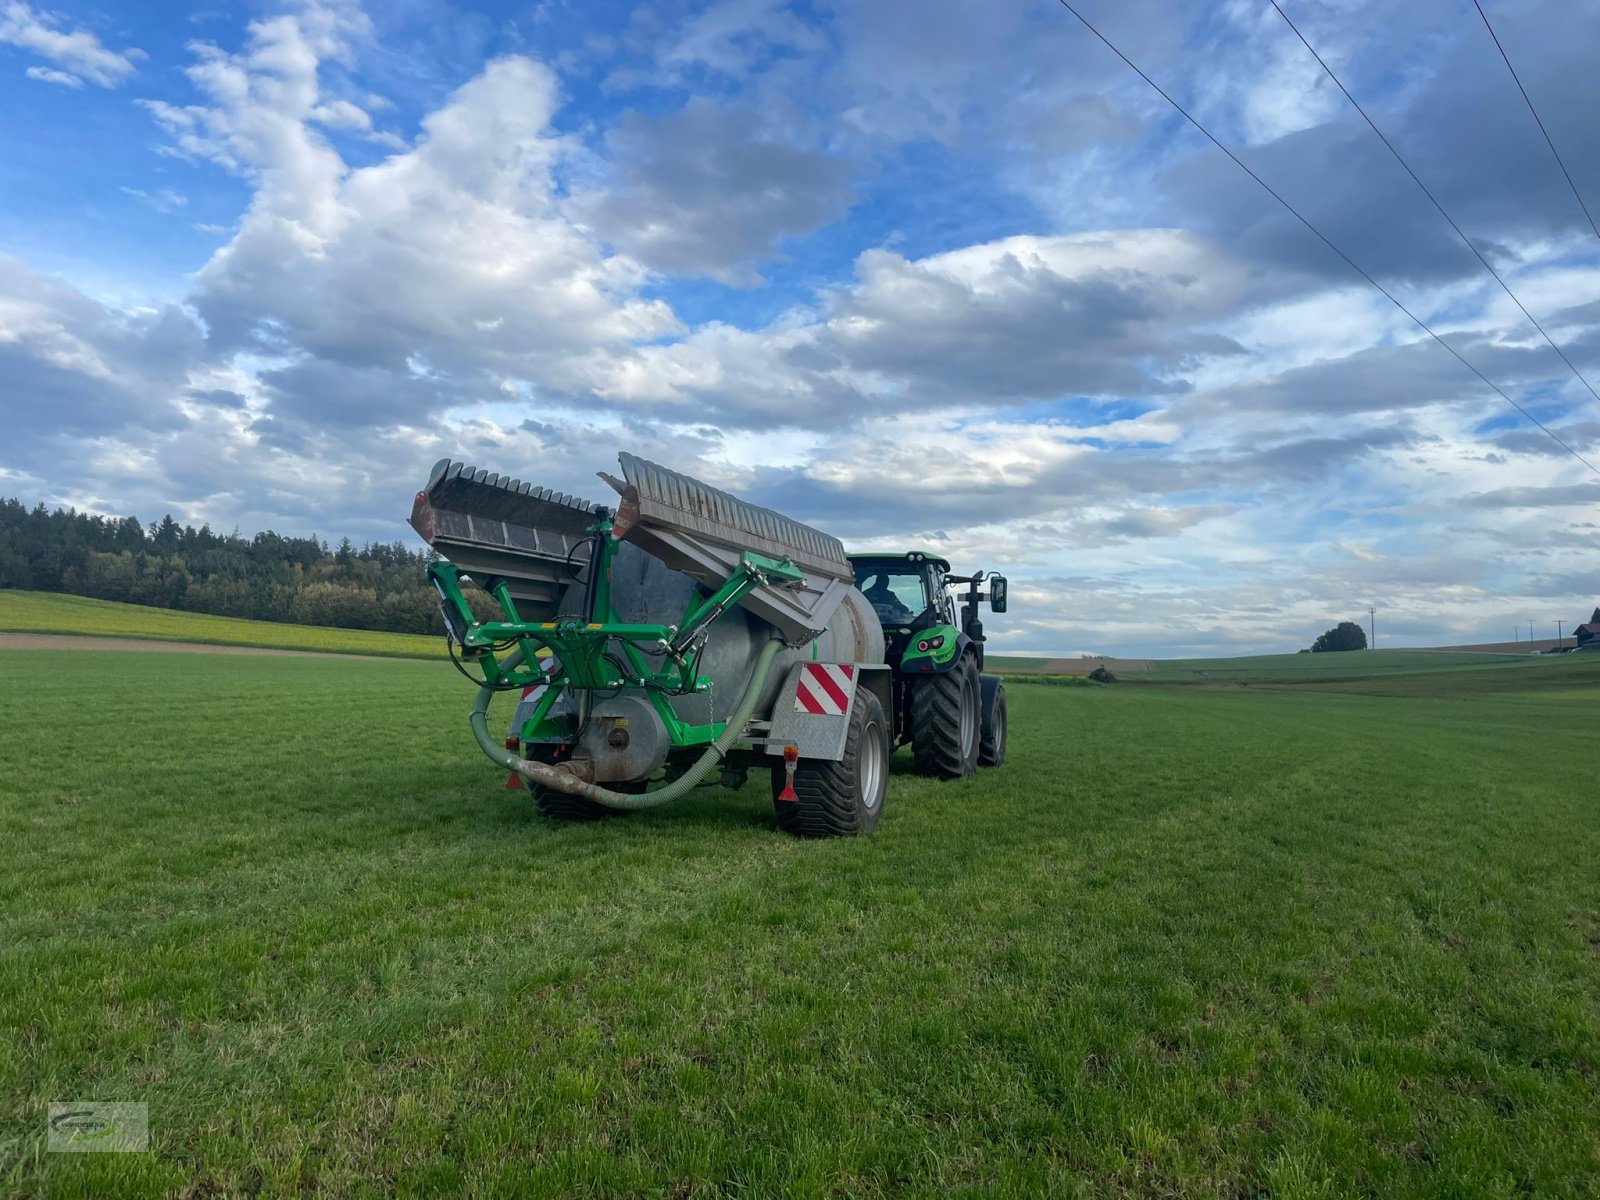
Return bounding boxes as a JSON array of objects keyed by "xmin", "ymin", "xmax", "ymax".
[{"xmin": 469, "ymin": 638, "xmax": 783, "ymax": 810}]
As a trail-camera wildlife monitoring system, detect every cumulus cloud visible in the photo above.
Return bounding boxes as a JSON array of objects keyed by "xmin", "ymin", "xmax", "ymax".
[
  {"xmin": 573, "ymin": 229, "xmax": 1267, "ymax": 426},
  {"xmin": 569, "ymin": 97, "xmax": 853, "ymax": 285},
  {"xmin": 24, "ymin": 64, "xmax": 80, "ymax": 87},
  {"xmin": 0, "ymin": 0, "xmax": 140, "ymax": 87},
  {"xmin": 0, "ymin": 255, "xmax": 203, "ymax": 468},
  {"xmin": 4, "ymin": 0, "xmax": 1600, "ymax": 655},
  {"xmin": 136, "ymin": 5, "xmax": 680, "ymax": 445}
]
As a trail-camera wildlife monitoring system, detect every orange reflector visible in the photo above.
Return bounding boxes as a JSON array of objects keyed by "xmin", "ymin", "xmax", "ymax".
[
  {"xmin": 505, "ymin": 736, "xmax": 524, "ymax": 790},
  {"xmin": 778, "ymin": 744, "xmax": 799, "ymax": 802}
]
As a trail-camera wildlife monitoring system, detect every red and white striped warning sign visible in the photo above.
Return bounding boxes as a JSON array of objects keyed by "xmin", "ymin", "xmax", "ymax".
[{"xmin": 794, "ymin": 662, "xmax": 855, "ymax": 715}]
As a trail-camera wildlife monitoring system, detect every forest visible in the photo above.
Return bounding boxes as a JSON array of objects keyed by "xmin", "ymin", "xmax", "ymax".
[{"xmin": 0, "ymin": 497, "xmax": 448, "ymax": 634}]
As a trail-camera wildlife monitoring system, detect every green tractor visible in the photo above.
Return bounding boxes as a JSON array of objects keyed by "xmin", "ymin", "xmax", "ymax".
[{"xmin": 847, "ymin": 552, "xmax": 1009, "ymax": 779}]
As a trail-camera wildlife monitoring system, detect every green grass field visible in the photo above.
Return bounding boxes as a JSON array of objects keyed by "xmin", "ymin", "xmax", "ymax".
[
  {"xmin": 3, "ymin": 645, "xmax": 1599, "ymax": 1197},
  {"xmin": 0, "ymin": 590, "xmax": 442, "ymax": 658}
]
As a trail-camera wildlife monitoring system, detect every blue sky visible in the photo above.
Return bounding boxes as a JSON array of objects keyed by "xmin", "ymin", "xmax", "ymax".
[{"xmin": 1, "ymin": 0, "xmax": 1598, "ymax": 656}]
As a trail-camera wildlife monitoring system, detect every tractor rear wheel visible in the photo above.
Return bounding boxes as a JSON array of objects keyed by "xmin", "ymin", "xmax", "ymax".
[
  {"xmin": 978, "ymin": 682, "xmax": 1007, "ymax": 767},
  {"xmin": 771, "ymin": 689, "xmax": 889, "ymax": 837},
  {"xmin": 911, "ymin": 655, "xmax": 980, "ymax": 779}
]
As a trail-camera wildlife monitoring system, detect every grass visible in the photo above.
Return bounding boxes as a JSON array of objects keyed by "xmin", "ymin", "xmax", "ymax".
[
  {"xmin": 2, "ymin": 648, "xmax": 1598, "ymax": 1196},
  {"xmin": 0, "ymin": 590, "xmax": 442, "ymax": 659}
]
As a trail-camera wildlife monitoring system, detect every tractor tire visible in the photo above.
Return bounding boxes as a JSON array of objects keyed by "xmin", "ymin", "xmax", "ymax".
[
  {"xmin": 911, "ymin": 654, "xmax": 980, "ymax": 779},
  {"xmin": 771, "ymin": 689, "xmax": 889, "ymax": 837},
  {"xmin": 978, "ymin": 681, "xmax": 1007, "ymax": 767}
]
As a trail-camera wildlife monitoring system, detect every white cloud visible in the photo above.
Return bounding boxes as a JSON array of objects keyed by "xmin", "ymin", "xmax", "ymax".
[
  {"xmin": 0, "ymin": 0, "xmax": 140, "ymax": 87},
  {"xmin": 309, "ymin": 97, "xmax": 371, "ymax": 131},
  {"xmin": 120, "ymin": 186, "xmax": 189, "ymax": 213},
  {"xmin": 24, "ymin": 63, "xmax": 80, "ymax": 87}
]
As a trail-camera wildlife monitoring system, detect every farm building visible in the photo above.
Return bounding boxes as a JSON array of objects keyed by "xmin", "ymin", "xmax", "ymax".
[{"xmin": 1575, "ymin": 622, "xmax": 1600, "ymax": 648}]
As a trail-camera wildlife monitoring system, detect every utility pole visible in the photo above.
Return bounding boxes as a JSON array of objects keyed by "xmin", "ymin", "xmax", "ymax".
[
  {"xmin": 1368, "ymin": 606, "xmax": 1376, "ymax": 649},
  {"xmin": 1557, "ymin": 619, "xmax": 1564, "ymax": 647}
]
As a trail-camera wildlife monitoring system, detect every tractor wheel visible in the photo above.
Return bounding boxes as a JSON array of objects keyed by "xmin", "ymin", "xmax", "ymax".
[
  {"xmin": 978, "ymin": 682, "xmax": 1007, "ymax": 767},
  {"xmin": 771, "ymin": 689, "xmax": 889, "ymax": 837},
  {"xmin": 911, "ymin": 654, "xmax": 980, "ymax": 779}
]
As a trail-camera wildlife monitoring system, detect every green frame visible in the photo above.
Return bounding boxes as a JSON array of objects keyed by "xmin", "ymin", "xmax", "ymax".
[{"xmin": 430, "ymin": 511, "xmax": 805, "ymax": 750}]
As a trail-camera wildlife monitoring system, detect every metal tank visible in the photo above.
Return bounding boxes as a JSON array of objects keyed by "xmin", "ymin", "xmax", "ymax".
[{"xmin": 409, "ymin": 453, "xmax": 894, "ymax": 836}]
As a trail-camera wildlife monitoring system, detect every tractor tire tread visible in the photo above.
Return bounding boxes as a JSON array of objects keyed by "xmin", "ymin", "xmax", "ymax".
[{"xmin": 911, "ymin": 656, "xmax": 979, "ymax": 779}]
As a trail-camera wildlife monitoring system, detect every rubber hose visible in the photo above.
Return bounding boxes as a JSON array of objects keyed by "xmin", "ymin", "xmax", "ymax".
[{"xmin": 470, "ymin": 638, "xmax": 785, "ymax": 811}]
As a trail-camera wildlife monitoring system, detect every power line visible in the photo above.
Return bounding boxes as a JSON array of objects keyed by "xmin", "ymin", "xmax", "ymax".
[
  {"xmin": 1050, "ymin": 0, "xmax": 1600, "ymax": 480},
  {"xmin": 1473, "ymin": 0, "xmax": 1600, "ymax": 243},
  {"xmin": 1269, "ymin": 0, "xmax": 1600, "ymax": 409}
]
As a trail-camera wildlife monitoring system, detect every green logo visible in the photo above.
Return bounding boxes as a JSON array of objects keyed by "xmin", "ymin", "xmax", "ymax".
[{"xmin": 50, "ymin": 1111, "xmax": 117, "ymax": 1141}]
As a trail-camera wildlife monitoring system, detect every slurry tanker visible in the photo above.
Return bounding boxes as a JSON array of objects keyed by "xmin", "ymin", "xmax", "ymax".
[{"xmin": 409, "ymin": 454, "xmax": 1008, "ymax": 836}]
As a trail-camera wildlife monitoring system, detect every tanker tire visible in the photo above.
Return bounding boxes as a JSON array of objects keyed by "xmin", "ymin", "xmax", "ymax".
[
  {"xmin": 527, "ymin": 750, "xmax": 642, "ymax": 822},
  {"xmin": 771, "ymin": 689, "xmax": 889, "ymax": 837},
  {"xmin": 978, "ymin": 683, "xmax": 1007, "ymax": 767},
  {"xmin": 533, "ymin": 788, "xmax": 616, "ymax": 822},
  {"xmin": 911, "ymin": 654, "xmax": 980, "ymax": 779}
]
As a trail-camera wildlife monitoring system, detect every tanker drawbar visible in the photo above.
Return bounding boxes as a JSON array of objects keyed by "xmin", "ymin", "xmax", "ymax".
[{"xmin": 409, "ymin": 453, "xmax": 893, "ymax": 836}]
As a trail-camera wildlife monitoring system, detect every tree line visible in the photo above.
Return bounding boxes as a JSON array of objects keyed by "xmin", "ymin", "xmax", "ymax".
[{"xmin": 0, "ymin": 497, "xmax": 449, "ymax": 635}]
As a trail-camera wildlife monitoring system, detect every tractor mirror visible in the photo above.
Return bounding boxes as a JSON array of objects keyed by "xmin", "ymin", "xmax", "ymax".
[{"xmin": 988, "ymin": 575, "xmax": 1007, "ymax": 613}]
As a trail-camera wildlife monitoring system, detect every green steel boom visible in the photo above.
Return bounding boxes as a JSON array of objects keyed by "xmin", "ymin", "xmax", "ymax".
[{"xmin": 429, "ymin": 507, "xmax": 806, "ymax": 750}]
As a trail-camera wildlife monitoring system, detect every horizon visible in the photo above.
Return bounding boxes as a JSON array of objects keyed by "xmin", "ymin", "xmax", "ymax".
[{"xmin": 2, "ymin": 0, "xmax": 1598, "ymax": 659}]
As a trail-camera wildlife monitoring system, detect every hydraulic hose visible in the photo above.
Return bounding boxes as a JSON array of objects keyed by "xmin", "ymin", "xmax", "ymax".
[{"xmin": 469, "ymin": 638, "xmax": 785, "ymax": 811}]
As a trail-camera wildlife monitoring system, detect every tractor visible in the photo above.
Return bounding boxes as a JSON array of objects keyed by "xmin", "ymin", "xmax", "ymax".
[{"xmin": 848, "ymin": 552, "xmax": 1009, "ymax": 778}]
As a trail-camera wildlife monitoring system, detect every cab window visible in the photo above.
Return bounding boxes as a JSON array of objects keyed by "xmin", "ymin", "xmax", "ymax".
[{"xmin": 854, "ymin": 567, "xmax": 928, "ymax": 627}]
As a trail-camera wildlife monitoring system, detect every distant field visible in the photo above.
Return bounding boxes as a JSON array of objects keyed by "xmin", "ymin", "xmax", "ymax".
[
  {"xmin": 1140, "ymin": 648, "xmax": 1552, "ymax": 683},
  {"xmin": 0, "ymin": 590, "xmax": 442, "ymax": 659},
  {"xmin": 3, "ymin": 643, "xmax": 1597, "ymax": 1196}
]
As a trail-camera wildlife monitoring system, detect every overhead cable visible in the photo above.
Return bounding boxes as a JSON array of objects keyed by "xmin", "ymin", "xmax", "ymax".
[{"xmin": 1050, "ymin": 0, "xmax": 1600, "ymax": 479}]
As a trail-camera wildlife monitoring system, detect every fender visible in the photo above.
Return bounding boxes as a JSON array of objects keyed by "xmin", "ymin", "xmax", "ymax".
[
  {"xmin": 765, "ymin": 661, "xmax": 891, "ymax": 762},
  {"xmin": 979, "ymin": 673, "xmax": 1004, "ymax": 725},
  {"xmin": 899, "ymin": 626, "xmax": 971, "ymax": 674}
]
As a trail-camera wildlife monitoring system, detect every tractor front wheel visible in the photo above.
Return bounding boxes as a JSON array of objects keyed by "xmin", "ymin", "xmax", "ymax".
[
  {"xmin": 771, "ymin": 689, "xmax": 889, "ymax": 837},
  {"xmin": 911, "ymin": 655, "xmax": 980, "ymax": 779}
]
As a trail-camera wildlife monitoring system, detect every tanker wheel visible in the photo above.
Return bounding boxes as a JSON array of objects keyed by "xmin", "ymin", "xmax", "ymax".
[
  {"xmin": 525, "ymin": 751, "xmax": 643, "ymax": 822},
  {"xmin": 911, "ymin": 654, "xmax": 980, "ymax": 780},
  {"xmin": 770, "ymin": 689, "xmax": 889, "ymax": 837},
  {"xmin": 978, "ymin": 682, "xmax": 1007, "ymax": 768},
  {"xmin": 533, "ymin": 788, "xmax": 617, "ymax": 822}
]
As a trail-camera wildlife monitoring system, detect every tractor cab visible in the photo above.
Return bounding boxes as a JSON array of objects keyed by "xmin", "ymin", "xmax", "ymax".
[
  {"xmin": 847, "ymin": 552, "xmax": 1007, "ymax": 672},
  {"xmin": 850, "ymin": 552, "xmax": 954, "ymax": 657}
]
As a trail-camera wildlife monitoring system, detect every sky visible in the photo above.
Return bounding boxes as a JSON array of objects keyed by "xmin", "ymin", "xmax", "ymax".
[{"xmin": 1, "ymin": 0, "xmax": 1598, "ymax": 657}]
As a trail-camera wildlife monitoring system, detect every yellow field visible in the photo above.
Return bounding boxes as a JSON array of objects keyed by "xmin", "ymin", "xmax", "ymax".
[{"xmin": 0, "ymin": 590, "xmax": 443, "ymax": 658}]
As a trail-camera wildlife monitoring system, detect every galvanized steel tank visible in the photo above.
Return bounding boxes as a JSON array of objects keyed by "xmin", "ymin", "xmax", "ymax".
[{"xmin": 536, "ymin": 541, "xmax": 883, "ymax": 782}]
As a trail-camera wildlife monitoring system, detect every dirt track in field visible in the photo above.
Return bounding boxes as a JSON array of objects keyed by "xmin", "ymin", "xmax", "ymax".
[{"xmin": 0, "ymin": 633, "xmax": 408, "ymax": 660}]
